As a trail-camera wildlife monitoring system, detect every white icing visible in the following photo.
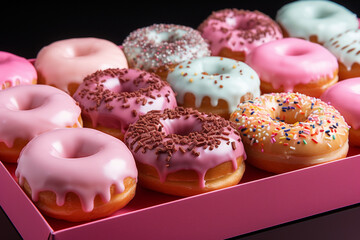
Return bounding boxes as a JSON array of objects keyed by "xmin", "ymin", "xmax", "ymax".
[
  {"xmin": 324, "ymin": 29, "xmax": 360, "ymax": 70},
  {"xmin": 276, "ymin": 0, "xmax": 358, "ymax": 43},
  {"xmin": 166, "ymin": 56, "xmax": 260, "ymax": 113}
]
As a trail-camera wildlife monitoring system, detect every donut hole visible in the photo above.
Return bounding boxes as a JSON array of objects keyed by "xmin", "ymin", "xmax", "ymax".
[
  {"xmin": 308, "ymin": 8, "xmax": 337, "ymax": 19},
  {"xmin": 66, "ymin": 46, "xmax": 95, "ymax": 58},
  {"xmin": 200, "ymin": 58, "xmax": 229, "ymax": 76},
  {"xmin": 51, "ymin": 139, "xmax": 102, "ymax": 159},
  {"xmin": 285, "ymin": 48, "xmax": 311, "ymax": 56},
  {"xmin": 235, "ymin": 17, "xmax": 257, "ymax": 31},
  {"xmin": 6, "ymin": 94, "xmax": 47, "ymax": 111},
  {"xmin": 276, "ymin": 110, "xmax": 308, "ymax": 124},
  {"xmin": 148, "ymin": 30, "xmax": 184, "ymax": 44},
  {"xmin": 269, "ymin": 100, "xmax": 312, "ymax": 124},
  {"xmin": 163, "ymin": 118, "xmax": 203, "ymax": 136},
  {"xmin": 171, "ymin": 123, "xmax": 201, "ymax": 136}
]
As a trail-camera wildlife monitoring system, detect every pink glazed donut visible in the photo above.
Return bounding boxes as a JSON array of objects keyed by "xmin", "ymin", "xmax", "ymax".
[
  {"xmin": 321, "ymin": 77, "xmax": 360, "ymax": 147},
  {"xmin": 35, "ymin": 37, "xmax": 128, "ymax": 95},
  {"xmin": 0, "ymin": 51, "xmax": 37, "ymax": 90},
  {"xmin": 15, "ymin": 128, "xmax": 138, "ymax": 222},
  {"xmin": 0, "ymin": 84, "xmax": 82, "ymax": 163},
  {"xmin": 73, "ymin": 68, "xmax": 177, "ymax": 140},
  {"xmin": 124, "ymin": 107, "xmax": 246, "ymax": 196},
  {"xmin": 198, "ymin": 9, "xmax": 283, "ymax": 62},
  {"xmin": 246, "ymin": 38, "xmax": 339, "ymax": 97}
]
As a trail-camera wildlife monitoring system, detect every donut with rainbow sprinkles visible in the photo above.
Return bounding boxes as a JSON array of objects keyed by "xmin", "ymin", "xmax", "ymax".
[{"xmin": 230, "ymin": 92, "xmax": 349, "ymax": 173}]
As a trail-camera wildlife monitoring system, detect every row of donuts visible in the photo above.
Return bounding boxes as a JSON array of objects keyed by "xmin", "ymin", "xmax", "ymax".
[{"xmin": 0, "ymin": 0, "xmax": 359, "ymax": 223}]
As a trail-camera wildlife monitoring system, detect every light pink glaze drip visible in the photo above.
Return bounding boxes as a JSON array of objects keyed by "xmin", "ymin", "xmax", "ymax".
[
  {"xmin": 125, "ymin": 110, "xmax": 246, "ymax": 188},
  {"xmin": 0, "ymin": 51, "xmax": 37, "ymax": 89},
  {"xmin": 15, "ymin": 128, "xmax": 138, "ymax": 212},
  {"xmin": 0, "ymin": 84, "xmax": 82, "ymax": 147},
  {"xmin": 73, "ymin": 68, "xmax": 177, "ymax": 134},
  {"xmin": 35, "ymin": 38, "xmax": 128, "ymax": 93},
  {"xmin": 198, "ymin": 9, "xmax": 283, "ymax": 56},
  {"xmin": 246, "ymin": 38, "xmax": 338, "ymax": 92},
  {"xmin": 320, "ymin": 77, "xmax": 360, "ymax": 130}
]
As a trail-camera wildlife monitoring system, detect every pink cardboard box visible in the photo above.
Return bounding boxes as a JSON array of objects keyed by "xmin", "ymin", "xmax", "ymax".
[{"xmin": 1, "ymin": 147, "xmax": 360, "ymax": 240}]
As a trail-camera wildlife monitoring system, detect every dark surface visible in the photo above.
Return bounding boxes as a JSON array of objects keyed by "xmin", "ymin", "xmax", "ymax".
[
  {"xmin": 1, "ymin": 1, "xmax": 359, "ymax": 59},
  {"xmin": 1, "ymin": 203, "xmax": 360, "ymax": 240},
  {"xmin": 1, "ymin": 1, "xmax": 360, "ymax": 239}
]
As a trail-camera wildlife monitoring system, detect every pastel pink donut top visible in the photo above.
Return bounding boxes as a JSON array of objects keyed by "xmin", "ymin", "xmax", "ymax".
[
  {"xmin": 320, "ymin": 77, "xmax": 360, "ymax": 130},
  {"xmin": 0, "ymin": 84, "xmax": 82, "ymax": 147},
  {"xmin": 246, "ymin": 38, "xmax": 338, "ymax": 92},
  {"xmin": 15, "ymin": 128, "xmax": 138, "ymax": 212},
  {"xmin": 124, "ymin": 107, "xmax": 246, "ymax": 188},
  {"xmin": 198, "ymin": 9, "xmax": 283, "ymax": 56},
  {"xmin": 35, "ymin": 38, "xmax": 128, "ymax": 93},
  {"xmin": 0, "ymin": 51, "xmax": 37, "ymax": 89},
  {"xmin": 73, "ymin": 68, "xmax": 177, "ymax": 134}
]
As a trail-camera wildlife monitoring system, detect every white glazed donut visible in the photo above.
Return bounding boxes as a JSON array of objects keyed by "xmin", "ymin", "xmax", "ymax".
[
  {"xmin": 166, "ymin": 56, "xmax": 260, "ymax": 119},
  {"xmin": 276, "ymin": 0, "xmax": 358, "ymax": 44},
  {"xmin": 324, "ymin": 29, "xmax": 360, "ymax": 80}
]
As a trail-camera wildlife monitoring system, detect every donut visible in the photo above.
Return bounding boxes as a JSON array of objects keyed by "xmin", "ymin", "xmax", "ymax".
[
  {"xmin": 15, "ymin": 128, "xmax": 137, "ymax": 222},
  {"xmin": 198, "ymin": 8, "xmax": 283, "ymax": 62},
  {"xmin": 72, "ymin": 68, "xmax": 177, "ymax": 140},
  {"xmin": 230, "ymin": 92, "xmax": 349, "ymax": 174},
  {"xmin": 323, "ymin": 29, "xmax": 360, "ymax": 80},
  {"xmin": 246, "ymin": 38, "xmax": 338, "ymax": 98},
  {"xmin": 0, "ymin": 51, "xmax": 37, "ymax": 90},
  {"xmin": 320, "ymin": 77, "xmax": 360, "ymax": 147},
  {"xmin": 124, "ymin": 107, "xmax": 246, "ymax": 196},
  {"xmin": 276, "ymin": 0, "xmax": 358, "ymax": 44},
  {"xmin": 35, "ymin": 37, "xmax": 128, "ymax": 95},
  {"xmin": 166, "ymin": 56, "xmax": 260, "ymax": 119},
  {"xmin": 122, "ymin": 24, "xmax": 210, "ymax": 80},
  {"xmin": 0, "ymin": 85, "xmax": 82, "ymax": 163}
]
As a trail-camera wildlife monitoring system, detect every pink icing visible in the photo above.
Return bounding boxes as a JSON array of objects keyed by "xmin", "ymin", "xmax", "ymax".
[
  {"xmin": 246, "ymin": 38, "xmax": 338, "ymax": 92},
  {"xmin": 35, "ymin": 38, "xmax": 128, "ymax": 93},
  {"xmin": 198, "ymin": 9, "xmax": 283, "ymax": 57},
  {"xmin": 320, "ymin": 77, "xmax": 360, "ymax": 130},
  {"xmin": 15, "ymin": 128, "xmax": 138, "ymax": 212},
  {"xmin": 0, "ymin": 51, "xmax": 37, "ymax": 89},
  {"xmin": 124, "ymin": 108, "xmax": 246, "ymax": 188},
  {"xmin": 0, "ymin": 84, "xmax": 82, "ymax": 147},
  {"xmin": 73, "ymin": 68, "xmax": 177, "ymax": 134}
]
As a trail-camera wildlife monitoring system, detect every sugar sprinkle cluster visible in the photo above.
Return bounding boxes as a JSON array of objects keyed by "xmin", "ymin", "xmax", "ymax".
[{"xmin": 122, "ymin": 24, "xmax": 210, "ymax": 71}]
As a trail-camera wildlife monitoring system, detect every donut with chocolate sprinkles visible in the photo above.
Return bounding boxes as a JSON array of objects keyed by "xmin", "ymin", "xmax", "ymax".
[
  {"xmin": 198, "ymin": 9, "xmax": 283, "ymax": 62},
  {"xmin": 124, "ymin": 107, "xmax": 246, "ymax": 196},
  {"xmin": 73, "ymin": 68, "xmax": 177, "ymax": 140}
]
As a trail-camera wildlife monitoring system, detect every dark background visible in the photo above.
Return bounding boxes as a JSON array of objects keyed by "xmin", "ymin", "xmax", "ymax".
[
  {"xmin": 1, "ymin": 1, "xmax": 360, "ymax": 59},
  {"xmin": 1, "ymin": 1, "xmax": 360, "ymax": 239}
]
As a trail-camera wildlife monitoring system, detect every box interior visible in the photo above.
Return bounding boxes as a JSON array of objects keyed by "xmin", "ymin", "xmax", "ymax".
[{"xmin": 2, "ymin": 146, "xmax": 360, "ymax": 233}]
